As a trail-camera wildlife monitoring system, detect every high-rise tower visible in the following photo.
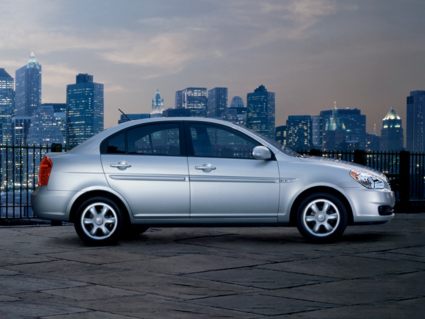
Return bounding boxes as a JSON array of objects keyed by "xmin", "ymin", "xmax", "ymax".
[
  {"xmin": 0, "ymin": 68, "xmax": 14, "ymax": 144},
  {"xmin": 380, "ymin": 108, "xmax": 403, "ymax": 151},
  {"xmin": 15, "ymin": 52, "xmax": 41, "ymax": 117},
  {"xmin": 66, "ymin": 74, "xmax": 104, "ymax": 148},
  {"xmin": 246, "ymin": 85, "xmax": 275, "ymax": 139},
  {"xmin": 407, "ymin": 91, "xmax": 425, "ymax": 152}
]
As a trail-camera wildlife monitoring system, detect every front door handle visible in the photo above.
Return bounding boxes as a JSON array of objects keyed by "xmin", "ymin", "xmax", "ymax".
[
  {"xmin": 195, "ymin": 163, "xmax": 216, "ymax": 173},
  {"xmin": 110, "ymin": 161, "xmax": 132, "ymax": 170}
]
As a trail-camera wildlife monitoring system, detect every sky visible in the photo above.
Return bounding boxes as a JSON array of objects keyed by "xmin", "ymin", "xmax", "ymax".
[{"xmin": 1, "ymin": 0, "xmax": 424, "ymax": 132}]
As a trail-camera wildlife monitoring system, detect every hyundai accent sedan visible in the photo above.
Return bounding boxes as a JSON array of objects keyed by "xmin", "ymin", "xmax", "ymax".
[{"xmin": 31, "ymin": 118, "xmax": 395, "ymax": 244}]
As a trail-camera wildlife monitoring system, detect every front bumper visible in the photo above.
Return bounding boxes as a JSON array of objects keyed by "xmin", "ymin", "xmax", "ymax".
[
  {"xmin": 31, "ymin": 187, "xmax": 72, "ymax": 221},
  {"xmin": 344, "ymin": 187, "xmax": 395, "ymax": 224}
]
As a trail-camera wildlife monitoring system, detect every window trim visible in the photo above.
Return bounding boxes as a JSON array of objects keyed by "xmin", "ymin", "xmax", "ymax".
[{"xmin": 100, "ymin": 122, "xmax": 186, "ymax": 157}]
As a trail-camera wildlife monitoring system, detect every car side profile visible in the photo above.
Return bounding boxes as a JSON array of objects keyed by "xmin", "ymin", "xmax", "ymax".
[{"xmin": 31, "ymin": 118, "xmax": 395, "ymax": 244}]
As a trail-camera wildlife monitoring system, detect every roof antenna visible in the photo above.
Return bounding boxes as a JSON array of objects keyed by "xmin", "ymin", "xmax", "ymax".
[{"xmin": 118, "ymin": 108, "xmax": 131, "ymax": 121}]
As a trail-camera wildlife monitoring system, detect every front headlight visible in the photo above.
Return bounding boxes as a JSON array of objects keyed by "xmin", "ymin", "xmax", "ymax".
[{"xmin": 349, "ymin": 170, "xmax": 388, "ymax": 189}]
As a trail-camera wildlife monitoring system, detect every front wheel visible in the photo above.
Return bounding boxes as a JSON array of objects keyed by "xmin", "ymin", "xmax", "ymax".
[
  {"xmin": 74, "ymin": 197, "xmax": 123, "ymax": 245},
  {"xmin": 296, "ymin": 193, "xmax": 348, "ymax": 242}
]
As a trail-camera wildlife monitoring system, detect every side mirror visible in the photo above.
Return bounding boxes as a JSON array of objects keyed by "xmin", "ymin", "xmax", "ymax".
[{"xmin": 252, "ymin": 146, "xmax": 272, "ymax": 160}]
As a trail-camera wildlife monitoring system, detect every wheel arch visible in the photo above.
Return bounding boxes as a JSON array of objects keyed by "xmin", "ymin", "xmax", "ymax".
[
  {"xmin": 68, "ymin": 188, "xmax": 132, "ymax": 225},
  {"xmin": 289, "ymin": 186, "xmax": 354, "ymax": 226}
]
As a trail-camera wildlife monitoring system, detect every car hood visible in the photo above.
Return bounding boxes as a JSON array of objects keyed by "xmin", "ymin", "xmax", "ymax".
[{"xmin": 298, "ymin": 156, "xmax": 388, "ymax": 180}]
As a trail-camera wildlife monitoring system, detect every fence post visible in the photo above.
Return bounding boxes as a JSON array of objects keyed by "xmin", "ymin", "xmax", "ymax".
[
  {"xmin": 50, "ymin": 144, "xmax": 63, "ymax": 226},
  {"xmin": 399, "ymin": 151, "xmax": 410, "ymax": 211},
  {"xmin": 353, "ymin": 149, "xmax": 366, "ymax": 165}
]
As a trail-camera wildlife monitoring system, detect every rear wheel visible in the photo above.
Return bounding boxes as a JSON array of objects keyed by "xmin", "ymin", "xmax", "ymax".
[
  {"xmin": 74, "ymin": 197, "xmax": 123, "ymax": 245},
  {"xmin": 296, "ymin": 193, "xmax": 348, "ymax": 242}
]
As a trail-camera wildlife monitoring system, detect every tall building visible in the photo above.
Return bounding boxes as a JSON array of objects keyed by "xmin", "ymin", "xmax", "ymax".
[
  {"xmin": 230, "ymin": 96, "xmax": 244, "ymax": 108},
  {"xmin": 380, "ymin": 108, "xmax": 403, "ymax": 151},
  {"xmin": 275, "ymin": 125, "xmax": 287, "ymax": 146},
  {"xmin": 175, "ymin": 90, "xmax": 183, "ymax": 108},
  {"xmin": 246, "ymin": 85, "xmax": 275, "ymax": 139},
  {"xmin": 224, "ymin": 105, "xmax": 247, "ymax": 126},
  {"xmin": 27, "ymin": 104, "xmax": 65, "ymax": 145},
  {"xmin": 286, "ymin": 115, "xmax": 312, "ymax": 151},
  {"xmin": 0, "ymin": 68, "xmax": 14, "ymax": 144},
  {"xmin": 66, "ymin": 74, "xmax": 104, "ymax": 148},
  {"xmin": 12, "ymin": 116, "xmax": 32, "ymax": 145},
  {"xmin": 406, "ymin": 91, "xmax": 425, "ymax": 152},
  {"xmin": 152, "ymin": 89, "xmax": 164, "ymax": 112},
  {"xmin": 366, "ymin": 133, "xmax": 380, "ymax": 152},
  {"xmin": 176, "ymin": 87, "xmax": 207, "ymax": 117},
  {"xmin": 48, "ymin": 103, "xmax": 67, "ymax": 143},
  {"xmin": 207, "ymin": 87, "xmax": 227, "ymax": 119},
  {"xmin": 320, "ymin": 107, "xmax": 366, "ymax": 151},
  {"xmin": 311, "ymin": 116, "xmax": 323, "ymax": 149},
  {"xmin": 15, "ymin": 52, "xmax": 42, "ymax": 117}
]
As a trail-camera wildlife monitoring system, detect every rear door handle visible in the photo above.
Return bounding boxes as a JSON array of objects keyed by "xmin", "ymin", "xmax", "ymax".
[
  {"xmin": 110, "ymin": 161, "xmax": 132, "ymax": 170},
  {"xmin": 195, "ymin": 163, "xmax": 216, "ymax": 173}
]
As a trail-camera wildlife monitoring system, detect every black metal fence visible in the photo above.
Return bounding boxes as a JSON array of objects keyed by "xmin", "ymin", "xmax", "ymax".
[
  {"xmin": 0, "ymin": 145, "xmax": 50, "ymax": 219},
  {"xmin": 0, "ymin": 145, "xmax": 424, "ymax": 219}
]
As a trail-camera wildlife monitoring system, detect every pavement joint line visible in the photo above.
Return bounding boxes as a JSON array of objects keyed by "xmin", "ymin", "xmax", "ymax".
[{"xmin": 179, "ymin": 261, "xmax": 278, "ymax": 276}]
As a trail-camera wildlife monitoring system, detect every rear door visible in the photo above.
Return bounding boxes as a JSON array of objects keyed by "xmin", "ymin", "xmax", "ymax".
[{"xmin": 101, "ymin": 122, "xmax": 189, "ymax": 219}]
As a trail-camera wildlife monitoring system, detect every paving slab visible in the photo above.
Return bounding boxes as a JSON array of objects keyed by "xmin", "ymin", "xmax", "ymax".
[{"xmin": 0, "ymin": 214, "xmax": 424, "ymax": 318}]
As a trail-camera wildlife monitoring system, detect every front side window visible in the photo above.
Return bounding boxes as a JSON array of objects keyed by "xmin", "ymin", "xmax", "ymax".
[
  {"xmin": 188, "ymin": 123, "xmax": 259, "ymax": 159},
  {"xmin": 101, "ymin": 123, "xmax": 181, "ymax": 156}
]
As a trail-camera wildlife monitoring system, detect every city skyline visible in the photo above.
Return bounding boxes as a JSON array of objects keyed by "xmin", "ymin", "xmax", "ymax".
[{"xmin": 1, "ymin": 0, "xmax": 424, "ymax": 131}]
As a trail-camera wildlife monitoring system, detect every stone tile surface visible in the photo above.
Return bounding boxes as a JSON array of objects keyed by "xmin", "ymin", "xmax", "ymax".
[{"xmin": 0, "ymin": 214, "xmax": 423, "ymax": 318}]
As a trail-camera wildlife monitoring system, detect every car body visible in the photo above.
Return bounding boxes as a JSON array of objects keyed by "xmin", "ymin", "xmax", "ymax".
[{"xmin": 31, "ymin": 117, "xmax": 395, "ymax": 244}]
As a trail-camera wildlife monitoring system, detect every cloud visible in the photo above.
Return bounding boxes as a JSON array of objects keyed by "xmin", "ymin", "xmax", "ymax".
[{"xmin": 42, "ymin": 64, "xmax": 79, "ymax": 88}]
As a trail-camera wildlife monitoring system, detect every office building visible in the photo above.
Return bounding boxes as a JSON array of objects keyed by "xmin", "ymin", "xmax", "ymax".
[
  {"xmin": 275, "ymin": 125, "xmax": 287, "ymax": 146},
  {"xmin": 207, "ymin": 87, "xmax": 227, "ymax": 119},
  {"xmin": 230, "ymin": 96, "xmax": 244, "ymax": 108},
  {"xmin": 224, "ymin": 105, "xmax": 247, "ymax": 126},
  {"xmin": 27, "ymin": 104, "xmax": 65, "ymax": 145},
  {"xmin": 176, "ymin": 87, "xmax": 207, "ymax": 117},
  {"xmin": 380, "ymin": 108, "xmax": 403, "ymax": 151},
  {"xmin": 15, "ymin": 53, "xmax": 41, "ymax": 117},
  {"xmin": 162, "ymin": 108, "xmax": 191, "ymax": 117},
  {"xmin": 0, "ymin": 68, "xmax": 14, "ymax": 144},
  {"xmin": 286, "ymin": 115, "xmax": 312, "ymax": 151},
  {"xmin": 66, "ymin": 74, "xmax": 104, "ymax": 148},
  {"xmin": 321, "ymin": 107, "xmax": 366, "ymax": 151},
  {"xmin": 246, "ymin": 85, "xmax": 275, "ymax": 139},
  {"xmin": 406, "ymin": 91, "xmax": 425, "ymax": 152}
]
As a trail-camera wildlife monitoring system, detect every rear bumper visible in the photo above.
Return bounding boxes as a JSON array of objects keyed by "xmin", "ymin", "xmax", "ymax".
[{"xmin": 31, "ymin": 187, "xmax": 72, "ymax": 221}]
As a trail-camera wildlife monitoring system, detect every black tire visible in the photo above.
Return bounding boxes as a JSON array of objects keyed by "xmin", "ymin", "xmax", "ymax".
[
  {"xmin": 74, "ymin": 196, "xmax": 123, "ymax": 245},
  {"xmin": 296, "ymin": 192, "xmax": 348, "ymax": 242}
]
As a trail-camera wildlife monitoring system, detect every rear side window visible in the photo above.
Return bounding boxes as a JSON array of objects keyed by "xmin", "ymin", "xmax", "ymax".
[{"xmin": 100, "ymin": 123, "xmax": 181, "ymax": 156}]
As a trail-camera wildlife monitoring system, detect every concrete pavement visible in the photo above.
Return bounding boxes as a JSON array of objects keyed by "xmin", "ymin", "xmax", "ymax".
[{"xmin": 0, "ymin": 214, "xmax": 424, "ymax": 318}]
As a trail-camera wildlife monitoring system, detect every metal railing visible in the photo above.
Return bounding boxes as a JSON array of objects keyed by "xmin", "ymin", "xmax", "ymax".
[
  {"xmin": 0, "ymin": 145, "xmax": 51, "ymax": 219},
  {"xmin": 0, "ymin": 145, "xmax": 424, "ymax": 219}
]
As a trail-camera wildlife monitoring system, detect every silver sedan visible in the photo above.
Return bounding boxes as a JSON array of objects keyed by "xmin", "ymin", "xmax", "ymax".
[{"xmin": 31, "ymin": 118, "xmax": 395, "ymax": 244}]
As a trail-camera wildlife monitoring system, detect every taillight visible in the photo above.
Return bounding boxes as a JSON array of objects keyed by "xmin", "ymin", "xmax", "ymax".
[{"xmin": 38, "ymin": 156, "xmax": 53, "ymax": 187}]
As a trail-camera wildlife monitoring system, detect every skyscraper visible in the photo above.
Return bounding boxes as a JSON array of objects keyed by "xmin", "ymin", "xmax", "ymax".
[
  {"xmin": 286, "ymin": 115, "xmax": 312, "ymax": 151},
  {"xmin": 27, "ymin": 104, "xmax": 65, "ymax": 146},
  {"xmin": 246, "ymin": 85, "xmax": 275, "ymax": 139},
  {"xmin": 380, "ymin": 108, "xmax": 403, "ymax": 151},
  {"xmin": 0, "ymin": 68, "xmax": 14, "ymax": 144},
  {"xmin": 320, "ymin": 107, "xmax": 366, "ymax": 151},
  {"xmin": 275, "ymin": 125, "xmax": 287, "ymax": 146},
  {"xmin": 15, "ymin": 52, "xmax": 42, "ymax": 117},
  {"xmin": 207, "ymin": 87, "xmax": 227, "ymax": 119},
  {"xmin": 176, "ymin": 87, "xmax": 207, "ymax": 117},
  {"xmin": 152, "ymin": 89, "xmax": 164, "ymax": 112},
  {"xmin": 406, "ymin": 90, "xmax": 425, "ymax": 152},
  {"xmin": 230, "ymin": 96, "xmax": 244, "ymax": 108},
  {"xmin": 66, "ymin": 74, "xmax": 104, "ymax": 148}
]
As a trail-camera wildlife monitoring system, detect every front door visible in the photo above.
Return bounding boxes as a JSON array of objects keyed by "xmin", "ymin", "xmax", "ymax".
[{"xmin": 186, "ymin": 122, "xmax": 280, "ymax": 221}]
